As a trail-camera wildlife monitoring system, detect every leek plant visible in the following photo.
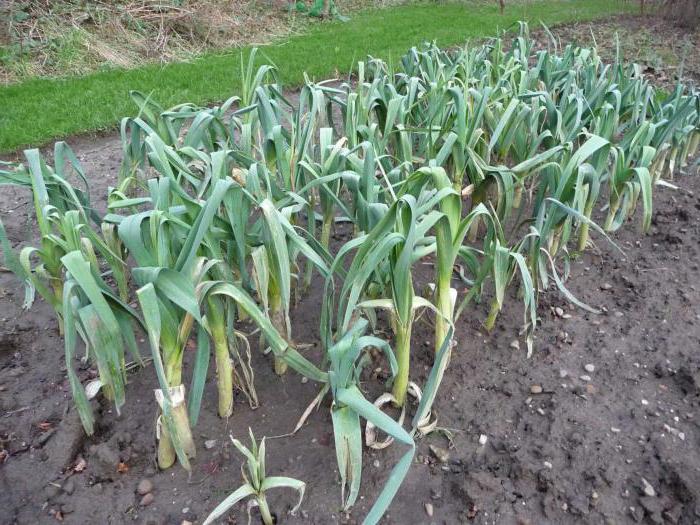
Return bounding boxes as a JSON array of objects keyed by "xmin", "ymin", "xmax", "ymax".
[
  {"xmin": 335, "ymin": 193, "xmax": 444, "ymax": 407},
  {"xmin": 109, "ymin": 174, "xmax": 225, "ymax": 468},
  {"xmin": 251, "ymin": 197, "xmax": 330, "ymax": 375},
  {"xmin": 297, "ymin": 127, "xmax": 352, "ymax": 251},
  {"xmin": 0, "ymin": 146, "xmax": 95, "ymax": 330},
  {"xmin": 61, "ymin": 250, "xmax": 143, "ymax": 434},
  {"xmin": 203, "ymin": 430, "xmax": 305, "ymax": 525},
  {"xmin": 400, "ymin": 167, "xmax": 493, "ymax": 354},
  {"xmin": 206, "ymin": 295, "xmax": 235, "ymax": 418},
  {"xmin": 325, "ymin": 319, "xmax": 414, "ymax": 523},
  {"xmin": 136, "ymin": 263, "xmax": 210, "ymax": 470}
]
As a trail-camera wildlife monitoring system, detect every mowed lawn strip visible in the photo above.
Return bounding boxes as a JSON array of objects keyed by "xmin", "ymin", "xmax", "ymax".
[{"xmin": 0, "ymin": 0, "xmax": 632, "ymax": 152}]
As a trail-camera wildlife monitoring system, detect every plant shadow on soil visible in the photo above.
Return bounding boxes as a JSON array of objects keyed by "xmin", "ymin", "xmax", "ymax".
[{"xmin": 1, "ymin": 15, "xmax": 700, "ymax": 525}]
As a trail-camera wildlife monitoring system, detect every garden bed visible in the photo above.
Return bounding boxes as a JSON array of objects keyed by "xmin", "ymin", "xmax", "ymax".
[
  {"xmin": 1, "ymin": 143, "xmax": 698, "ymax": 525},
  {"xmin": 1, "ymin": 15, "xmax": 699, "ymax": 525}
]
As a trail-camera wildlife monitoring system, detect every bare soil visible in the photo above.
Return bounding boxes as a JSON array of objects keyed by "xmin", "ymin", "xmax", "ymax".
[{"xmin": 2, "ymin": 15, "xmax": 700, "ymax": 525}]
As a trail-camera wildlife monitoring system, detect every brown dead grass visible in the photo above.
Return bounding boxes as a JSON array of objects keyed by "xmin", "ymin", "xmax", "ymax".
[{"xmin": 0, "ymin": 0, "xmax": 381, "ymax": 83}]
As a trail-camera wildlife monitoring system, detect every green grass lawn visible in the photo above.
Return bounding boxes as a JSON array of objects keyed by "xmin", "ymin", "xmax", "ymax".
[{"xmin": 0, "ymin": 0, "xmax": 633, "ymax": 152}]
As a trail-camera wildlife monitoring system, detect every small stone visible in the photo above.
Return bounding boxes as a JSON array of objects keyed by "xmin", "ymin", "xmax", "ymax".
[
  {"xmin": 611, "ymin": 427, "xmax": 621, "ymax": 433},
  {"xmin": 580, "ymin": 375, "xmax": 592, "ymax": 382},
  {"xmin": 630, "ymin": 505, "xmax": 644, "ymax": 522},
  {"xmin": 424, "ymin": 502, "xmax": 434, "ymax": 517},
  {"xmin": 73, "ymin": 456, "xmax": 87, "ymax": 472},
  {"xmin": 530, "ymin": 385, "xmax": 543, "ymax": 394},
  {"xmin": 639, "ymin": 496, "xmax": 663, "ymax": 523},
  {"xmin": 601, "ymin": 283, "xmax": 612, "ymax": 290},
  {"xmin": 543, "ymin": 461, "xmax": 553, "ymax": 469},
  {"xmin": 641, "ymin": 477, "xmax": 656, "ymax": 497},
  {"xmin": 62, "ymin": 479, "xmax": 75, "ymax": 495},
  {"xmin": 35, "ymin": 429, "xmax": 56, "ymax": 448},
  {"xmin": 137, "ymin": 479, "xmax": 153, "ymax": 496},
  {"xmin": 182, "ymin": 507, "xmax": 189, "ymax": 514},
  {"xmin": 429, "ymin": 445, "xmax": 450, "ymax": 463},
  {"xmin": 301, "ymin": 376, "xmax": 308, "ymax": 384},
  {"xmin": 641, "ymin": 399, "xmax": 649, "ymax": 406},
  {"xmin": 93, "ymin": 442, "xmax": 120, "ymax": 478},
  {"xmin": 555, "ymin": 307, "xmax": 564, "ymax": 317},
  {"xmin": 116, "ymin": 432, "xmax": 133, "ymax": 446},
  {"xmin": 559, "ymin": 369, "xmax": 569, "ymax": 378},
  {"xmin": 181, "ymin": 522, "xmax": 193, "ymax": 525},
  {"xmin": 509, "ymin": 340, "xmax": 520, "ymax": 350},
  {"xmin": 204, "ymin": 439, "xmax": 217, "ymax": 450},
  {"xmin": 140, "ymin": 493, "xmax": 155, "ymax": 507},
  {"xmin": 663, "ymin": 504, "xmax": 683, "ymax": 524},
  {"xmin": 478, "ymin": 434, "xmax": 488, "ymax": 446},
  {"xmin": 44, "ymin": 484, "xmax": 61, "ymax": 500},
  {"xmin": 584, "ymin": 364, "xmax": 595, "ymax": 373},
  {"xmin": 372, "ymin": 459, "xmax": 380, "ymax": 468}
]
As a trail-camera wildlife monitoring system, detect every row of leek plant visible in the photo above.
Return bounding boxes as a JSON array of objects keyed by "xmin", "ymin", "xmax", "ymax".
[
  {"xmin": 102, "ymin": 27, "xmax": 700, "ymax": 514},
  {"xmin": 1, "ymin": 25, "xmax": 698, "ymax": 524}
]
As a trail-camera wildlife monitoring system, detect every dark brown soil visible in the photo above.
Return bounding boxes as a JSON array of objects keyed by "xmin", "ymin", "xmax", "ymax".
[{"xmin": 2, "ymin": 16, "xmax": 700, "ymax": 525}]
